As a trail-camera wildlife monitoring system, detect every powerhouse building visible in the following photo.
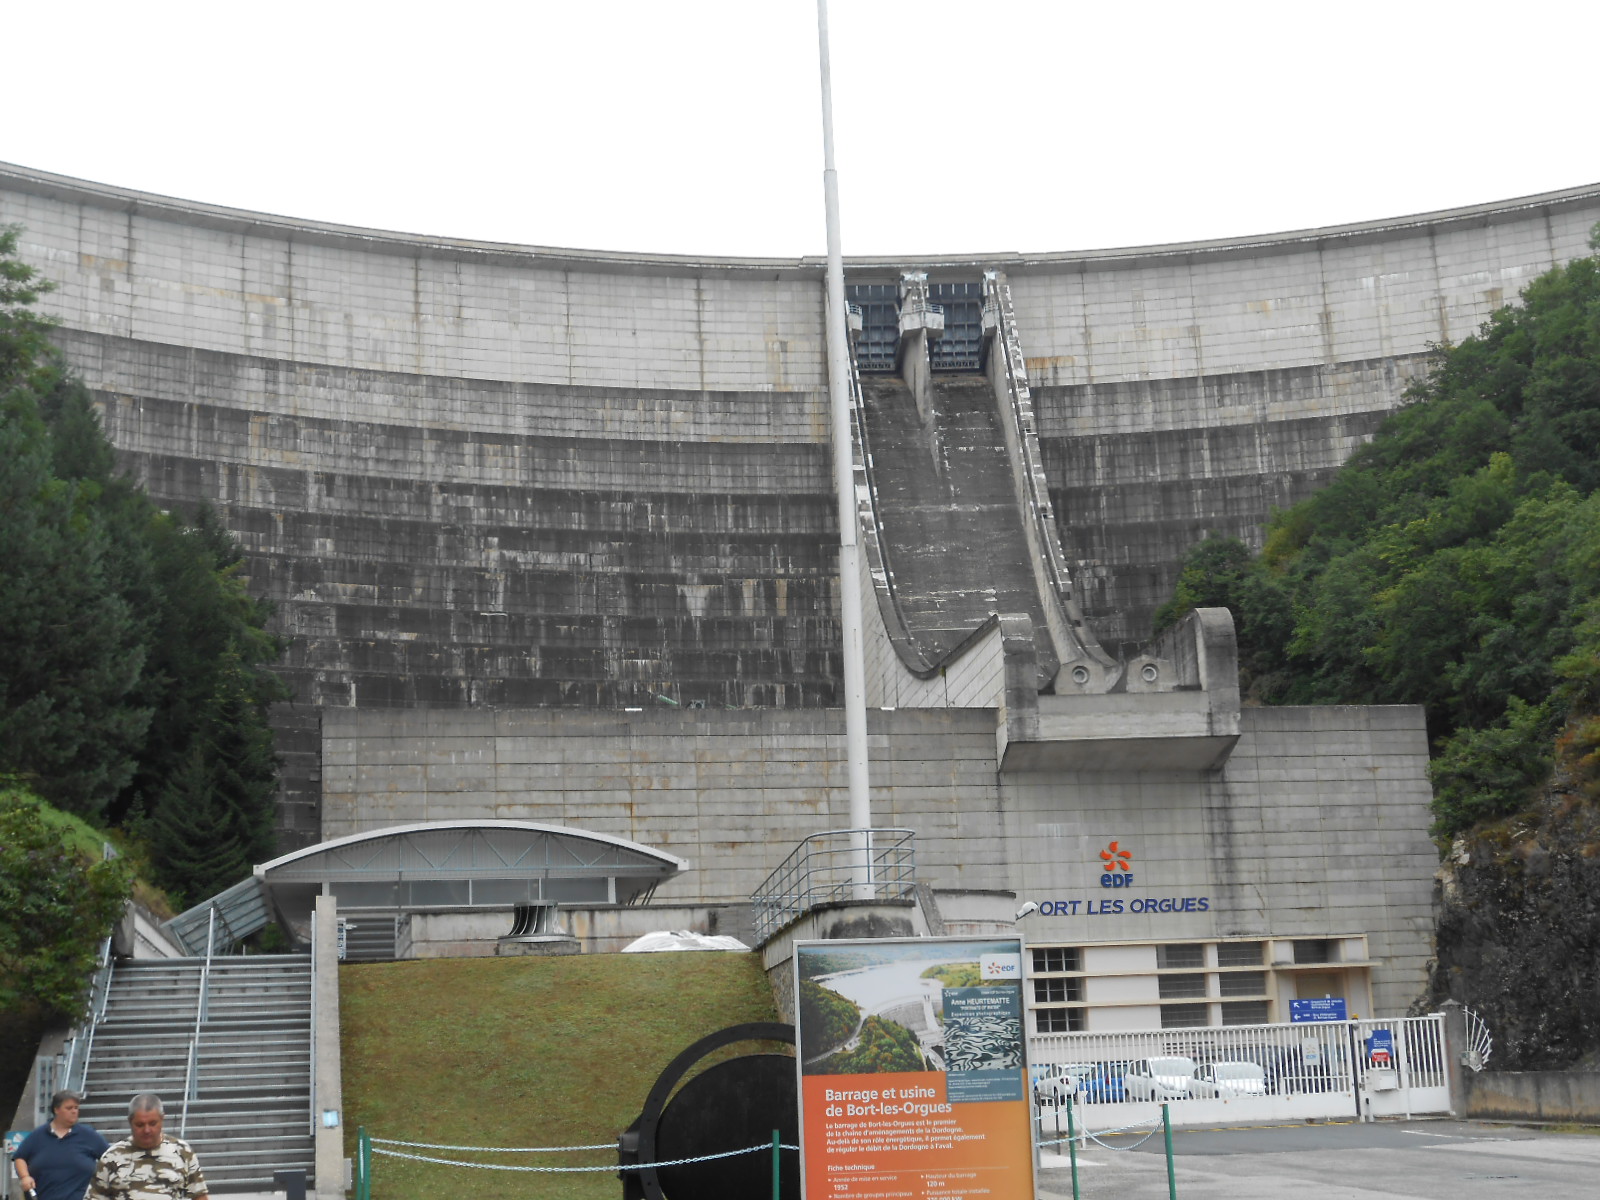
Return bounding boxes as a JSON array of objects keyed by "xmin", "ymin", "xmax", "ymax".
[{"xmin": 6, "ymin": 162, "xmax": 1598, "ymax": 1030}]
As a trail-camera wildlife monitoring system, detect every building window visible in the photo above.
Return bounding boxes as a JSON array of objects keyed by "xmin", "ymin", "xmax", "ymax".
[
  {"xmin": 1217, "ymin": 941, "xmax": 1263, "ymax": 967},
  {"xmin": 1158, "ymin": 972, "xmax": 1207, "ymax": 999},
  {"xmin": 1219, "ymin": 971, "xmax": 1267, "ymax": 998},
  {"xmin": 1032, "ymin": 947, "xmax": 1081, "ymax": 973},
  {"xmin": 1036, "ymin": 1007, "xmax": 1084, "ymax": 1033},
  {"xmin": 1221, "ymin": 1001, "xmax": 1271, "ymax": 1026},
  {"xmin": 1160, "ymin": 1003, "xmax": 1208, "ymax": 1028},
  {"xmin": 1157, "ymin": 943, "xmax": 1204, "ymax": 970},
  {"xmin": 1034, "ymin": 977, "xmax": 1082, "ymax": 1004},
  {"xmin": 1293, "ymin": 939, "xmax": 1338, "ymax": 964}
]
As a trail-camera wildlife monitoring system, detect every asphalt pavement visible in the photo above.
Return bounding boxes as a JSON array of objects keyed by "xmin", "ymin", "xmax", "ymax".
[{"xmin": 1035, "ymin": 1118, "xmax": 1600, "ymax": 1199}]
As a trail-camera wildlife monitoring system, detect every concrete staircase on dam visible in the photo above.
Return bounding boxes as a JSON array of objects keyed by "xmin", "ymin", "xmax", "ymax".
[
  {"xmin": 857, "ymin": 372, "xmax": 1059, "ymax": 687},
  {"xmin": 76, "ymin": 956, "xmax": 316, "ymax": 1192}
]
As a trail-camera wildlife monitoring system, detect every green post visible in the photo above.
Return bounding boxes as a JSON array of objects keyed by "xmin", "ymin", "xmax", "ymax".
[
  {"xmin": 357, "ymin": 1126, "xmax": 371, "ymax": 1200},
  {"xmin": 772, "ymin": 1129, "xmax": 781, "ymax": 1200},
  {"xmin": 1066, "ymin": 1097, "xmax": 1080, "ymax": 1200},
  {"xmin": 1162, "ymin": 1102, "xmax": 1177, "ymax": 1199}
]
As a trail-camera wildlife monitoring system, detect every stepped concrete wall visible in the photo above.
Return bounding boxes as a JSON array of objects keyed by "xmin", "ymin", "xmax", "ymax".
[
  {"xmin": 4, "ymin": 162, "xmax": 1596, "ymax": 851},
  {"xmin": 320, "ymin": 703, "xmax": 1434, "ymax": 1017},
  {"xmin": 1007, "ymin": 193, "xmax": 1600, "ymax": 642}
]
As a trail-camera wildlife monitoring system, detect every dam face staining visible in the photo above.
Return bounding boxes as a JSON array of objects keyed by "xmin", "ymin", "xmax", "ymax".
[{"xmin": 7, "ymin": 161, "xmax": 1599, "ymax": 1029}]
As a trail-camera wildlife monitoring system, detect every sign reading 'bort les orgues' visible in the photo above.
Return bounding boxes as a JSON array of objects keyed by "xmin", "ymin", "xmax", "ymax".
[
  {"xmin": 1035, "ymin": 896, "xmax": 1212, "ymax": 916},
  {"xmin": 1028, "ymin": 840, "xmax": 1213, "ymax": 917},
  {"xmin": 795, "ymin": 936, "xmax": 1036, "ymax": 1200}
]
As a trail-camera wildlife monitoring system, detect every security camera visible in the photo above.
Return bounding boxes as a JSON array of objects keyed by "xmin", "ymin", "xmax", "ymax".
[{"xmin": 1014, "ymin": 901, "xmax": 1039, "ymax": 921}]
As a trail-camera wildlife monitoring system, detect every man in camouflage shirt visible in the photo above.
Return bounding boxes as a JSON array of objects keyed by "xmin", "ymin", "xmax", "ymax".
[{"xmin": 84, "ymin": 1095, "xmax": 208, "ymax": 1200}]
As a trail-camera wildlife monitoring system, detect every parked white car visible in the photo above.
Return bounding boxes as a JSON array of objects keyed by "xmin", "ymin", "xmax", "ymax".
[
  {"xmin": 1190, "ymin": 1061, "xmax": 1268, "ymax": 1098},
  {"xmin": 1031, "ymin": 1063, "xmax": 1096, "ymax": 1106},
  {"xmin": 1122, "ymin": 1056, "xmax": 1197, "ymax": 1100}
]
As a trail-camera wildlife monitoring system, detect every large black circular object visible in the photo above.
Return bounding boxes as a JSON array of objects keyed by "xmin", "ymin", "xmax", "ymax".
[
  {"xmin": 621, "ymin": 1021, "xmax": 798, "ymax": 1200},
  {"xmin": 654, "ymin": 1054, "xmax": 799, "ymax": 1200}
]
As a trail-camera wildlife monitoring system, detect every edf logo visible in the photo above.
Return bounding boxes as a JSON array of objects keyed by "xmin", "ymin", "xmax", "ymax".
[
  {"xmin": 980, "ymin": 953, "xmax": 1021, "ymax": 979},
  {"xmin": 1096, "ymin": 840, "xmax": 1134, "ymax": 888}
]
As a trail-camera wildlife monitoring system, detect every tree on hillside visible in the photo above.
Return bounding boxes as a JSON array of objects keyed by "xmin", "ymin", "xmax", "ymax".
[
  {"xmin": 142, "ymin": 650, "xmax": 280, "ymax": 906},
  {"xmin": 0, "ymin": 226, "xmax": 286, "ymax": 898},
  {"xmin": 0, "ymin": 374, "xmax": 152, "ymax": 819},
  {"xmin": 1159, "ymin": 234, "xmax": 1600, "ymax": 837},
  {"xmin": 0, "ymin": 790, "xmax": 131, "ymax": 1020}
]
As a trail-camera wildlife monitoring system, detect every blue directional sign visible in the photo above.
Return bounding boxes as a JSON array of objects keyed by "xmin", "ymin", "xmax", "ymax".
[{"xmin": 1290, "ymin": 997, "xmax": 1348, "ymax": 1023}]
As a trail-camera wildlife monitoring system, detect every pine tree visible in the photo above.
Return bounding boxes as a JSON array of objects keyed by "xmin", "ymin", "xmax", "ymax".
[{"xmin": 0, "ymin": 389, "xmax": 152, "ymax": 817}]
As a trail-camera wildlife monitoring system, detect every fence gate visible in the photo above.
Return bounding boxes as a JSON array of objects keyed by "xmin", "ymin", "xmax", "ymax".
[{"xmin": 1029, "ymin": 1014, "xmax": 1451, "ymax": 1131}]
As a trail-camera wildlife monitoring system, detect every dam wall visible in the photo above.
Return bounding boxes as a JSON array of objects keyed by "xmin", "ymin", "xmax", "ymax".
[
  {"xmin": 1005, "ymin": 191, "xmax": 1600, "ymax": 641},
  {"xmin": 4, "ymin": 162, "xmax": 1598, "ymax": 845}
]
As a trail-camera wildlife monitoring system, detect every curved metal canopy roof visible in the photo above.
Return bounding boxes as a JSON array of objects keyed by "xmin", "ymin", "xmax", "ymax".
[
  {"xmin": 158, "ymin": 821, "xmax": 689, "ymax": 953},
  {"xmin": 256, "ymin": 819, "xmax": 689, "ymax": 885}
]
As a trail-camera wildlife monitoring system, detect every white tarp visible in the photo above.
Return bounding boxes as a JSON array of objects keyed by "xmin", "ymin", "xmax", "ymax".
[{"xmin": 621, "ymin": 929, "xmax": 749, "ymax": 952}]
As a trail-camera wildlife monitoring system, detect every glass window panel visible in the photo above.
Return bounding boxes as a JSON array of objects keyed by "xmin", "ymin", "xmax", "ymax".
[
  {"xmin": 1216, "ymin": 941, "xmax": 1264, "ymax": 967},
  {"xmin": 547, "ymin": 876, "xmax": 610, "ymax": 902},
  {"xmin": 407, "ymin": 880, "xmax": 470, "ymax": 907},
  {"xmin": 1293, "ymin": 939, "xmax": 1337, "ymax": 964},
  {"xmin": 1031, "ymin": 947, "xmax": 1081, "ymax": 973},
  {"xmin": 1157, "ymin": 943, "xmax": 1205, "ymax": 970},
  {"xmin": 1160, "ymin": 1003, "xmax": 1208, "ymax": 1029},
  {"xmin": 1219, "ymin": 971, "xmax": 1267, "ymax": 997},
  {"xmin": 1158, "ymin": 973, "xmax": 1207, "ymax": 999},
  {"xmin": 1221, "ymin": 1001, "xmax": 1271, "ymax": 1026},
  {"xmin": 471, "ymin": 878, "xmax": 538, "ymax": 905},
  {"xmin": 331, "ymin": 882, "xmax": 400, "ymax": 907},
  {"xmin": 1036, "ymin": 1008, "xmax": 1083, "ymax": 1033}
]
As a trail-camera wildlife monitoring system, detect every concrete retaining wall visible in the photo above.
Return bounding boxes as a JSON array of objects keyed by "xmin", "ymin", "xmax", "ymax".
[
  {"xmin": 1467, "ymin": 1070, "xmax": 1600, "ymax": 1124},
  {"xmin": 401, "ymin": 902, "xmax": 757, "ymax": 957},
  {"xmin": 322, "ymin": 702, "xmax": 1435, "ymax": 1015}
]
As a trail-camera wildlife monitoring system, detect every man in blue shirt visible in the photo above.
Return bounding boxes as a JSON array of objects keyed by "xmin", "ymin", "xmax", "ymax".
[{"xmin": 11, "ymin": 1090, "xmax": 109, "ymax": 1200}]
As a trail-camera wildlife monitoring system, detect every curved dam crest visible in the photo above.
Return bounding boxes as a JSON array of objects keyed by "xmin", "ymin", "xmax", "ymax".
[{"xmin": 3, "ymin": 163, "xmax": 1596, "ymax": 1026}]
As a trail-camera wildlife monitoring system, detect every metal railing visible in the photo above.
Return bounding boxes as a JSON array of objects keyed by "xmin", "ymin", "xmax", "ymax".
[
  {"xmin": 308, "ymin": 908, "xmax": 319, "ymax": 1136},
  {"xmin": 750, "ymin": 828, "xmax": 916, "ymax": 942},
  {"xmin": 56, "ymin": 936, "xmax": 115, "ymax": 1102},
  {"xmin": 1030, "ymin": 1013, "xmax": 1451, "ymax": 1120},
  {"xmin": 180, "ymin": 908, "xmax": 219, "ymax": 1138}
]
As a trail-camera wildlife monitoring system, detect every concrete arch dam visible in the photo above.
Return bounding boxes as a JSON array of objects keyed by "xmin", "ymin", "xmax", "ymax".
[{"xmin": 3, "ymin": 160, "xmax": 1598, "ymax": 845}]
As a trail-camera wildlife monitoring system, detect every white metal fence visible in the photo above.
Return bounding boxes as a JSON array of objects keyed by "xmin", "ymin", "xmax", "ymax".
[{"xmin": 1030, "ymin": 1014, "xmax": 1449, "ymax": 1129}]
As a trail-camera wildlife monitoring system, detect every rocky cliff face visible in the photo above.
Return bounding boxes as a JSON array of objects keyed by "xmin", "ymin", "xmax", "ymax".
[{"xmin": 1427, "ymin": 783, "xmax": 1600, "ymax": 1069}]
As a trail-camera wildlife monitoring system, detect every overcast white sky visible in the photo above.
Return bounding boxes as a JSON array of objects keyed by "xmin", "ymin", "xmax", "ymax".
[{"xmin": 3, "ymin": 1, "xmax": 1595, "ymax": 258}]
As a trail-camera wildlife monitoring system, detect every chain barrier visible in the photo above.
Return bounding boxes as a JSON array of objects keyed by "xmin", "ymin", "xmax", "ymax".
[
  {"xmin": 1036, "ymin": 1118, "xmax": 1162, "ymax": 1152},
  {"xmin": 369, "ymin": 1142, "xmax": 801, "ymax": 1174},
  {"xmin": 371, "ymin": 1137, "xmax": 617, "ymax": 1152},
  {"xmin": 363, "ymin": 1116, "xmax": 1165, "ymax": 1184}
]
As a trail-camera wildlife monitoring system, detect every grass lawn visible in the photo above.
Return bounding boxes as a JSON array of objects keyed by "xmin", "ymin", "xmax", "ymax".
[{"xmin": 340, "ymin": 951, "xmax": 787, "ymax": 1200}]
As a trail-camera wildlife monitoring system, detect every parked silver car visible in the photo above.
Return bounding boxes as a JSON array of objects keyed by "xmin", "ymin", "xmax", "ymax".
[
  {"xmin": 1031, "ymin": 1063, "xmax": 1096, "ymax": 1106},
  {"xmin": 1122, "ymin": 1056, "xmax": 1197, "ymax": 1100},
  {"xmin": 1190, "ymin": 1061, "xmax": 1268, "ymax": 1098}
]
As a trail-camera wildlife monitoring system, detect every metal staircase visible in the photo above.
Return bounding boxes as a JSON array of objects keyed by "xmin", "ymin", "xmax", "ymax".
[{"xmin": 75, "ymin": 955, "xmax": 315, "ymax": 1191}]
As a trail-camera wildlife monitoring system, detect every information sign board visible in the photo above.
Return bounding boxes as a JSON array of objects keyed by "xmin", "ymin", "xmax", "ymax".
[
  {"xmin": 1367, "ymin": 1028, "xmax": 1395, "ymax": 1066},
  {"xmin": 795, "ymin": 936, "xmax": 1036, "ymax": 1200},
  {"xmin": 1289, "ymin": 997, "xmax": 1348, "ymax": 1023}
]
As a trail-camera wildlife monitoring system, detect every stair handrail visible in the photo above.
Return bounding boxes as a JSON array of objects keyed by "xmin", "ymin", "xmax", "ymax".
[
  {"xmin": 198, "ymin": 906, "xmax": 216, "ymax": 1023},
  {"xmin": 982, "ymin": 271, "xmax": 1116, "ymax": 680},
  {"xmin": 179, "ymin": 1033, "xmax": 199, "ymax": 1138},
  {"xmin": 178, "ymin": 909, "xmax": 217, "ymax": 1139},
  {"xmin": 209, "ymin": 900, "xmax": 241, "ymax": 956},
  {"xmin": 57, "ymin": 935, "xmax": 115, "ymax": 1096},
  {"xmin": 309, "ymin": 907, "xmax": 319, "ymax": 1136},
  {"xmin": 749, "ymin": 828, "xmax": 917, "ymax": 942}
]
